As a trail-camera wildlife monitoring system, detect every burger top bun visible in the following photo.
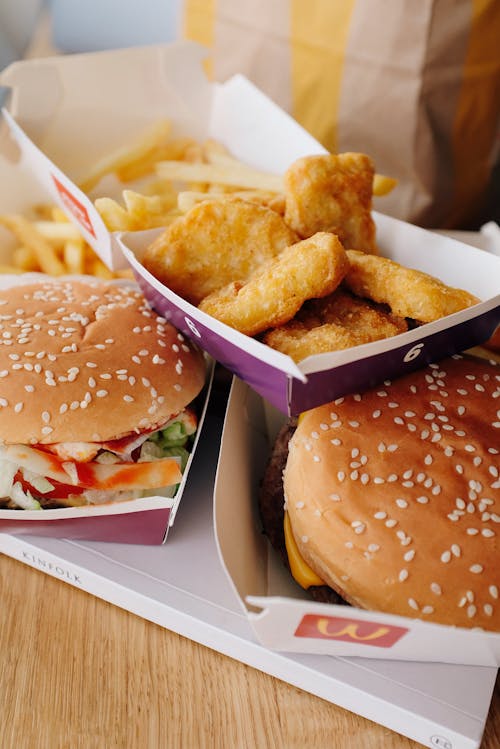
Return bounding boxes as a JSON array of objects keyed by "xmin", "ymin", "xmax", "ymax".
[
  {"xmin": 284, "ymin": 355, "xmax": 499, "ymax": 631},
  {"xmin": 0, "ymin": 279, "xmax": 206, "ymax": 444}
]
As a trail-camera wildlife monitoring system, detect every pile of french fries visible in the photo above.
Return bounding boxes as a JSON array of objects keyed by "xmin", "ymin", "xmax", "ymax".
[{"xmin": 0, "ymin": 119, "xmax": 397, "ymax": 279}]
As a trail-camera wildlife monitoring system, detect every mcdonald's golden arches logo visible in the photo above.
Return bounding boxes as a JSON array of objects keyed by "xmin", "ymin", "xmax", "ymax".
[{"xmin": 295, "ymin": 614, "xmax": 408, "ymax": 648}]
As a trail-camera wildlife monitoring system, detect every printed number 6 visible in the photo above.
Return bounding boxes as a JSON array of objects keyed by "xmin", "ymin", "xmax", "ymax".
[
  {"xmin": 185, "ymin": 316, "xmax": 201, "ymax": 338},
  {"xmin": 403, "ymin": 343, "xmax": 424, "ymax": 363}
]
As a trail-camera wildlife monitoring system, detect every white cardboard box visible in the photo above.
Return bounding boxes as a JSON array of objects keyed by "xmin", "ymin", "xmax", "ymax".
[
  {"xmin": 0, "ymin": 389, "xmax": 497, "ymax": 749},
  {"xmin": 1, "ymin": 43, "xmax": 499, "ymax": 416},
  {"xmin": 214, "ymin": 375, "xmax": 500, "ymax": 668}
]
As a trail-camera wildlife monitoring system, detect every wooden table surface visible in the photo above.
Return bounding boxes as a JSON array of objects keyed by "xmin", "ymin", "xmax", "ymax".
[{"xmin": 0, "ymin": 552, "xmax": 498, "ymax": 749}]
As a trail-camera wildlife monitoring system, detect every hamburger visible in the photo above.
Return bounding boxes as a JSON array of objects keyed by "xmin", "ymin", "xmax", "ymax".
[
  {"xmin": 0, "ymin": 278, "xmax": 206, "ymax": 510},
  {"xmin": 259, "ymin": 354, "xmax": 499, "ymax": 631}
]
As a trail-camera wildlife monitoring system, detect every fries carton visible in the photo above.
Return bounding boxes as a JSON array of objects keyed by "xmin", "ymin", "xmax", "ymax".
[
  {"xmin": 214, "ymin": 375, "xmax": 500, "ymax": 667},
  {"xmin": 1, "ymin": 43, "xmax": 499, "ymax": 416}
]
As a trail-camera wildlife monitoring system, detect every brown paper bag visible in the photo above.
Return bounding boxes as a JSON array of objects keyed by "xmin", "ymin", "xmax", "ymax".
[{"xmin": 182, "ymin": 0, "xmax": 500, "ymax": 230}]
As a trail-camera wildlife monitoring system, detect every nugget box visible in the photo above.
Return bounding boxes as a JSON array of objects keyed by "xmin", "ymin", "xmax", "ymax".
[
  {"xmin": 1, "ymin": 42, "xmax": 498, "ymax": 416},
  {"xmin": 213, "ymin": 375, "xmax": 500, "ymax": 667}
]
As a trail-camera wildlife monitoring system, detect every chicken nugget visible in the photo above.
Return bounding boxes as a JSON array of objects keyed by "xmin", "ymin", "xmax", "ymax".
[
  {"xmin": 284, "ymin": 153, "xmax": 377, "ymax": 252},
  {"xmin": 198, "ymin": 232, "xmax": 349, "ymax": 336},
  {"xmin": 143, "ymin": 198, "xmax": 297, "ymax": 304},
  {"xmin": 264, "ymin": 290, "xmax": 407, "ymax": 362},
  {"xmin": 344, "ymin": 250, "xmax": 480, "ymax": 322}
]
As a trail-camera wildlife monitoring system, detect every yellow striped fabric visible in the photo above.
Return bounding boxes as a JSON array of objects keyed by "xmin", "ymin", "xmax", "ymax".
[
  {"xmin": 451, "ymin": 0, "xmax": 500, "ymax": 226},
  {"xmin": 182, "ymin": 0, "xmax": 216, "ymax": 79},
  {"xmin": 289, "ymin": 0, "xmax": 356, "ymax": 153}
]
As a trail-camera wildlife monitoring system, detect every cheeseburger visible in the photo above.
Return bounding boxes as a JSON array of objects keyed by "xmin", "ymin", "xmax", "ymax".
[
  {"xmin": 0, "ymin": 278, "xmax": 206, "ymax": 509},
  {"xmin": 260, "ymin": 354, "xmax": 499, "ymax": 631}
]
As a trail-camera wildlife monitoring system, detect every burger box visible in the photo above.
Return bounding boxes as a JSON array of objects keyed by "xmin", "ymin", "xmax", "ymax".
[
  {"xmin": 214, "ymin": 375, "xmax": 500, "ymax": 669},
  {"xmin": 0, "ymin": 174, "xmax": 214, "ymax": 544},
  {"xmin": 0, "ymin": 42, "xmax": 499, "ymax": 417},
  {"xmin": 0, "ymin": 385, "xmax": 498, "ymax": 749}
]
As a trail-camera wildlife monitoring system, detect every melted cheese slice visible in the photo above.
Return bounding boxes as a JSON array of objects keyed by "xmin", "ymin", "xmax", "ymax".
[{"xmin": 284, "ymin": 511, "xmax": 324, "ymax": 589}]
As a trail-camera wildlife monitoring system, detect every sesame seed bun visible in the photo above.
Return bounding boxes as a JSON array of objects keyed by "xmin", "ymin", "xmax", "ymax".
[
  {"xmin": 0, "ymin": 278, "xmax": 206, "ymax": 444},
  {"xmin": 283, "ymin": 355, "xmax": 499, "ymax": 631}
]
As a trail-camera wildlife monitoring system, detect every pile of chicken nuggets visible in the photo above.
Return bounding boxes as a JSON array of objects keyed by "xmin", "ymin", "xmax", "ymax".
[{"xmin": 144, "ymin": 152, "xmax": 480, "ymax": 362}]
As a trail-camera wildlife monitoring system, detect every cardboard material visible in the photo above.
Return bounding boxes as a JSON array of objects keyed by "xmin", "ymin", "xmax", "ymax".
[
  {"xmin": 214, "ymin": 375, "xmax": 500, "ymax": 667},
  {"xmin": 0, "ymin": 388, "xmax": 497, "ymax": 749},
  {"xmin": 1, "ymin": 42, "xmax": 498, "ymax": 416}
]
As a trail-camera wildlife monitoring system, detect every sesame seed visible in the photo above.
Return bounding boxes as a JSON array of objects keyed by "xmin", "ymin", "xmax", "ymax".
[
  {"xmin": 404, "ymin": 550, "xmax": 415, "ymax": 562},
  {"xmin": 374, "ymin": 511, "xmax": 387, "ymax": 520},
  {"xmin": 96, "ymin": 390, "xmax": 108, "ymax": 398},
  {"xmin": 408, "ymin": 598, "xmax": 419, "ymax": 610},
  {"xmin": 396, "ymin": 498, "xmax": 408, "ymax": 508},
  {"xmin": 441, "ymin": 550, "xmax": 451, "ymax": 563},
  {"xmin": 430, "ymin": 583, "xmax": 442, "ymax": 595},
  {"xmin": 470, "ymin": 564, "xmax": 483, "ymax": 574},
  {"xmin": 489, "ymin": 585, "xmax": 498, "ymax": 599}
]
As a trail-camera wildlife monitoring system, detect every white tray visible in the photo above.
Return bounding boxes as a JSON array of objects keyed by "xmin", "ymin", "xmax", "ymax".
[{"xmin": 0, "ymin": 378, "xmax": 497, "ymax": 749}]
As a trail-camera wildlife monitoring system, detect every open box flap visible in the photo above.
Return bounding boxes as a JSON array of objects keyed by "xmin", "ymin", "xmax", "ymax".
[{"xmin": 214, "ymin": 376, "xmax": 500, "ymax": 666}]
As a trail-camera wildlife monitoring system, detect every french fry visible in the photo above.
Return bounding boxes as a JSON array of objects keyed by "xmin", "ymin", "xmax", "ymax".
[
  {"xmin": 51, "ymin": 206, "xmax": 72, "ymax": 223},
  {"xmin": 373, "ymin": 174, "xmax": 398, "ymax": 196},
  {"xmin": 155, "ymin": 159, "xmax": 285, "ymax": 192},
  {"xmin": 11, "ymin": 246, "xmax": 39, "ymax": 272},
  {"xmin": 89, "ymin": 256, "xmax": 115, "ymax": 279},
  {"xmin": 63, "ymin": 239, "xmax": 86, "ymax": 275},
  {"xmin": 115, "ymin": 135, "xmax": 199, "ymax": 183},
  {"xmin": 94, "ymin": 197, "xmax": 132, "ymax": 231},
  {"xmin": 0, "ymin": 214, "xmax": 66, "ymax": 275},
  {"xmin": 77, "ymin": 120, "xmax": 174, "ymax": 193},
  {"xmin": 122, "ymin": 190, "xmax": 180, "ymax": 229},
  {"xmin": 33, "ymin": 220, "xmax": 82, "ymax": 242}
]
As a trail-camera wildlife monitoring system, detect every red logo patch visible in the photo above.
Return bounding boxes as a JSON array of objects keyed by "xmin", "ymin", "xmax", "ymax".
[
  {"xmin": 295, "ymin": 614, "xmax": 408, "ymax": 648},
  {"xmin": 52, "ymin": 176, "xmax": 96, "ymax": 237}
]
